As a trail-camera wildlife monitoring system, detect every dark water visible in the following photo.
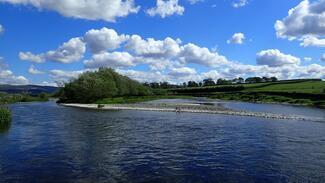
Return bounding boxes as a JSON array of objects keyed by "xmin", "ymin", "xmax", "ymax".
[{"xmin": 0, "ymin": 102, "xmax": 325, "ymax": 183}]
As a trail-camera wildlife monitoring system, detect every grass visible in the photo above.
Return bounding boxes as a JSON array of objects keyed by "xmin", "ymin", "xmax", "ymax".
[
  {"xmin": 0, "ymin": 92, "xmax": 49, "ymax": 104},
  {"xmin": 210, "ymin": 92, "xmax": 318, "ymax": 106},
  {"xmin": 171, "ymin": 80, "xmax": 325, "ymax": 108},
  {"xmin": 242, "ymin": 81, "xmax": 325, "ymax": 94},
  {"xmin": 96, "ymin": 95, "xmax": 193, "ymax": 104},
  {"xmin": 0, "ymin": 108, "xmax": 11, "ymax": 132}
]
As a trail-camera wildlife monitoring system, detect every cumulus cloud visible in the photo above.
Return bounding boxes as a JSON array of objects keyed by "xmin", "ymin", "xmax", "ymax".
[
  {"xmin": 126, "ymin": 35, "xmax": 182, "ymax": 58},
  {"xmin": 116, "ymin": 69, "xmax": 168, "ymax": 83},
  {"xmin": 168, "ymin": 67, "xmax": 196, "ymax": 77},
  {"xmin": 16, "ymin": 27, "xmax": 325, "ymax": 84},
  {"xmin": 0, "ymin": 57, "xmax": 29, "ymax": 85},
  {"xmin": 232, "ymin": 0, "xmax": 248, "ymax": 8},
  {"xmin": 256, "ymin": 49, "xmax": 300, "ymax": 67},
  {"xmin": 19, "ymin": 51, "xmax": 45, "ymax": 63},
  {"xmin": 84, "ymin": 52, "xmax": 136, "ymax": 68},
  {"xmin": 49, "ymin": 69, "xmax": 86, "ymax": 81},
  {"xmin": 84, "ymin": 27, "xmax": 129, "ymax": 53},
  {"xmin": 19, "ymin": 37, "xmax": 86, "ymax": 64},
  {"xmin": 0, "ymin": 0, "xmax": 140, "ymax": 22},
  {"xmin": 146, "ymin": 0, "xmax": 185, "ymax": 18},
  {"xmin": 180, "ymin": 43, "xmax": 229, "ymax": 67},
  {"xmin": 0, "ymin": 24, "xmax": 4, "ymax": 34},
  {"xmin": 227, "ymin": 33, "xmax": 245, "ymax": 44},
  {"xmin": 28, "ymin": 65, "xmax": 44, "ymax": 74},
  {"xmin": 300, "ymin": 36, "xmax": 325, "ymax": 47},
  {"xmin": 275, "ymin": 0, "xmax": 325, "ymax": 46}
]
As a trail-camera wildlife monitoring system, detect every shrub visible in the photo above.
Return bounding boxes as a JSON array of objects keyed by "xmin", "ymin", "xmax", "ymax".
[{"xmin": 0, "ymin": 108, "xmax": 11, "ymax": 130}]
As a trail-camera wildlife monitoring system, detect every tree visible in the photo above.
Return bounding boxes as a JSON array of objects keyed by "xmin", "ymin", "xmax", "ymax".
[
  {"xmin": 217, "ymin": 78, "xmax": 231, "ymax": 85},
  {"xmin": 270, "ymin": 77, "xmax": 278, "ymax": 82},
  {"xmin": 187, "ymin": 81, "xmax": 199, "ymax": 87},
  {"xmin": 203, "ymin": 78, "xmax": 215, "ymax": 86},
  {"xmin": 58, "ymin": 68, "xmax": 152, "ymax": 103},
  {"xmin": 245, "ymin": 77, "xmax": 263, "ymax": 83}
]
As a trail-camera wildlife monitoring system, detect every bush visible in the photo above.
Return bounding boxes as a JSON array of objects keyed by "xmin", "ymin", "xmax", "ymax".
[{"xmin": 0, "ymin": 108, "xmax": 11, "ymax": 131}]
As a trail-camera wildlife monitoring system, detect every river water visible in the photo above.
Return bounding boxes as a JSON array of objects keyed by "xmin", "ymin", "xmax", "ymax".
[{"xmin": 0, "ymin": 101, "xmax": 324, "ymax": 182}]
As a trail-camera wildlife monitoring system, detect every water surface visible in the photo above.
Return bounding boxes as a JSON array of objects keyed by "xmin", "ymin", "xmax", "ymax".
[{"xmin": 0, "ymin": 101, "xmax": 325, "ymax": 183}]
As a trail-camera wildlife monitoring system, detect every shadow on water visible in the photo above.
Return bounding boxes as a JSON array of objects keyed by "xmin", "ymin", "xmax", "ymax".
[
  {"xmin": 0, "ymin": 107, "xmax": 11, "ymax": 134},
  {"xmin": 0, "ymin": 121, "xmax": 11, "ymax": 134}
]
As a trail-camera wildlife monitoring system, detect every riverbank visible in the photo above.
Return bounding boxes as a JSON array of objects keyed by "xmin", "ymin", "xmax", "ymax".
[{"xmin": 61, "ymin": 102, "xmax": 324, "ymax": 122}]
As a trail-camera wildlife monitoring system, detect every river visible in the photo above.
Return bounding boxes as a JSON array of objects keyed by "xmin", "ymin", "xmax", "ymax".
[{"xmin": 0, "ymin": 101, "xmax": 324, "ymax": 182}]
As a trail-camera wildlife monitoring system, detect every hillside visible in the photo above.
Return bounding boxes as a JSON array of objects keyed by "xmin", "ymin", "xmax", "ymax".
[{"xmin": 0, "ymin": 85, "xmax": 58, "ymax": 95}]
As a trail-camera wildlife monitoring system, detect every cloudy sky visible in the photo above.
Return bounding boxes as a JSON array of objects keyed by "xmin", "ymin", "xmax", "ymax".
[{"xmin": 0, "ymin": 0, "xmax": 325, "ymax": 86}]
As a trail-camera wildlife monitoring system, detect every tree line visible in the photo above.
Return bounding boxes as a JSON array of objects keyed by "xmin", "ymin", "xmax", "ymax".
[{"xmin": 144, "ymin": 76, "xmax": 278, "ymax": 89}]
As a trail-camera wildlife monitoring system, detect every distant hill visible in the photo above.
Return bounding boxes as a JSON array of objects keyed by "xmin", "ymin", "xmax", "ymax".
[{"xmin": 0, "ymin": 85, "xmax": 58, "ymax": 95}]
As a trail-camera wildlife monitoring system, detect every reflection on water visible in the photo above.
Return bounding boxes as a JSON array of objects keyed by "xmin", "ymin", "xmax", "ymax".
[{"xmin": 0, "ymin": 101, "xmax": 325, "ymax": 182}]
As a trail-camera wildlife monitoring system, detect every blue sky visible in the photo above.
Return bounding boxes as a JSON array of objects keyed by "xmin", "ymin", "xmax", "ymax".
[{"xmin": 0, "ymin": 0, "xmax": 324, "ymax": 85}]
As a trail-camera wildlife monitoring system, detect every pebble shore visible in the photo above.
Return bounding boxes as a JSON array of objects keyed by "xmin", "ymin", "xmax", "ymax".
[{"xmin": 61, "ymin": 103, "xmax": 324, "ymax": 122}]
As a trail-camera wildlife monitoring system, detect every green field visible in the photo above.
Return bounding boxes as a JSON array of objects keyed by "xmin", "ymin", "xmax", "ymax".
[
  {"xmin": 239, "ymin": 80, "xmax": 325, "ymax": 93},
  {"xmin": 172, "ymin": 80, "xmax": 325, "ymax": 108}
]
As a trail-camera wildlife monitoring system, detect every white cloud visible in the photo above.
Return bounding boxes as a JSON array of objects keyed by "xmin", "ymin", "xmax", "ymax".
[
  {"xmin": 275, "ymin": 0, "xmax": 325, "ymax": 43},
  {"xmin": 126, "ymin": 35, "xmax": 182, "ymax": 58},
  {"xmin": 19, "ymin": 51, "xmax": 45, "ymax": 63},
  {"xmin": 0, "ymin": 0, "xmax": 140, "ymax": 22},
  {"xmin": 232, "ymin": 0, "xmax": 248, "ymax": 8},
  {"xmin": 28, "ymin": 65, "xmax": 44, "ymax": 75},
  {"xmin": 227, "ymin": 33, "xmax": 245, "ymax": 44},
  {"xmin": 169, "ymin": 67, "xmax": 196, "ymax": 77},
  {"xmin": 19, "ymin": 37, "xmax": 86, "ymax": 64},
  {"xmin": 300, "ymin": 36, "xmax": 325, "ymax": 47},
  {"xmin": 84, "ymin": 52, "xmax": 136, "ymax": 68},
  {"xmin": 84, "ymin": 27, "xmax": 129, "ymax": 53},
  {"xmin": 146, "ymin": 0, "xmax": 185, "ymax": 18},
  {"xmin": 256, "ymin": 49, "xmax": 300, "ymax": 67},
  {"xmin": 0, "ymin": 24, "xmax": 4, "ymax": 34},
  {"xmin": 180, "ymin": 43, "xmax": 229, "ymax": 67},
  {"xmin": 0, "ymin": 57, "xmax": 29, "ymax": 85},
  {"xmin": 187, "ymin": 0, "xmax": 203, "ymax": 4},
  {"xmin": 304, "ymin": 57, "xmax": 312, "ymax": 61},
  {"xmin": 49, "ymin": 69, "xmax": 86, "ymax": 81},
  {"xmin": 116, "ymin": 69, "xmax": 167, "ymax": 83}
]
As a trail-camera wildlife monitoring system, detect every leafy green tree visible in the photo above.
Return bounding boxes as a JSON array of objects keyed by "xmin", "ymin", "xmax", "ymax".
[{"xmin": 58, "ymin": 68, "xmax": 152, "ymax": 103}]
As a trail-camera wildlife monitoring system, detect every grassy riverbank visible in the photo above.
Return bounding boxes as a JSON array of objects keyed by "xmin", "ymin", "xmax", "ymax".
[
  {"xmin": 172, "ymin": 80, "xmax": 325, "ymax": 108},
  {"xmin": 0, "ymin": 92, "xmax": 50, "ymax": 104}
]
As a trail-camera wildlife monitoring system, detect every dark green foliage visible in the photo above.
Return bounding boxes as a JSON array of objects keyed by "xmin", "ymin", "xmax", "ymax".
[
  {"xmin": 203, "ymin": 78, "xmax": 215, "ymax": 86},
  {"xmin": 58, "ymin": 68, "xmax": 153, "ymax": 103},
  {"xmin": 245, "ymin": 77, "xmax": 264, "ymax": 83},
  {"xmin": 187, "ymin": 81, "xmax": 199, "ymax": 87},
  {"xmin": 172, "ymin": 85, "xmax": 245, "ymax": 94},
  {"xmin": 0, "ymin": 108, "xmax": 11, "ymax": 132},
  {"xmin": 217, "ymin": 79, "xmax": 231, "ymax": 85},
  {"xmin": 0, "ymin": 92, "xmax": 49, "ymax": 104}
]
